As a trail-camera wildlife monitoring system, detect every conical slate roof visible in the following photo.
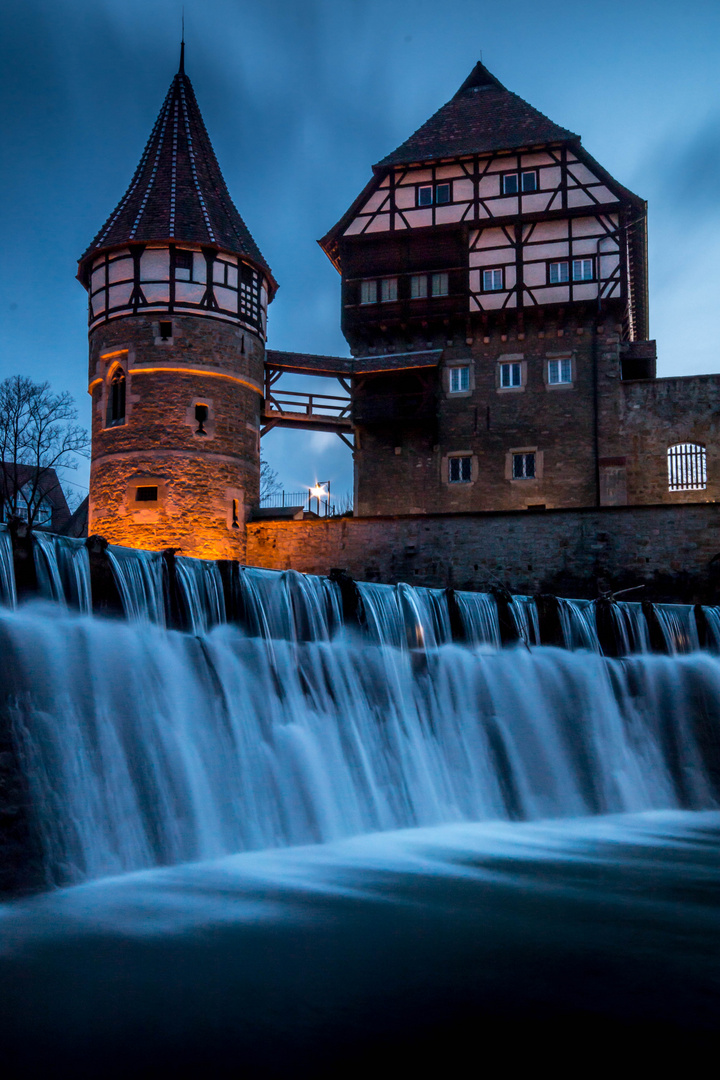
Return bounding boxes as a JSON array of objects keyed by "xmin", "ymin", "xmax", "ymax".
[
  {"xmin": 376, "ymin": 61, "xmax": 578, "ymax": 168},
  {"xmin": 80, "ymin": 54, "xmax": 274, "ymax": 286}
]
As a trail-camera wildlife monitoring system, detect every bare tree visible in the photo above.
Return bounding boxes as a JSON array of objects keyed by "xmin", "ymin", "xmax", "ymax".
[
  {"xmin": 0, "ymin": 375, "xmax": 90, "ymax": 526},
  {"xmin": 260, "ymin": 458, "xmax": 282, "ymax": 501}
]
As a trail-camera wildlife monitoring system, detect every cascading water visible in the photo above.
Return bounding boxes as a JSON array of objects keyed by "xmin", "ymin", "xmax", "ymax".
[{"xmin": 2, "ymin": 530, "xmax": 720, "ymax": 1067}]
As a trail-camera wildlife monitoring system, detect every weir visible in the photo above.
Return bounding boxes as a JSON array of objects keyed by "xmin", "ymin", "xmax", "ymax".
[{"xmin": 1, "ymin": 522, "xmax": 720, "ymax": 896}]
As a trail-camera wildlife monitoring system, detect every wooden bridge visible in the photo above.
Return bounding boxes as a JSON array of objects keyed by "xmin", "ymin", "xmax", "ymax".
[{"xmin": 262, "ymin": 351, "xmax": 353, "ymax": 449}]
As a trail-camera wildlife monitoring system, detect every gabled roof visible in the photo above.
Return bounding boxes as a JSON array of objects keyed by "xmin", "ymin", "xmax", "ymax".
[
  {"xmin": 376, "ymin": 61, "xmax": 578, "ymax": 169},
  {"xmin": 79, "ymin": 50, "xmax": 274, "ymax": 289}
]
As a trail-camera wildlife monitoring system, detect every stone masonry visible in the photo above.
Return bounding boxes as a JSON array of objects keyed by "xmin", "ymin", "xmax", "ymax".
[{"xmin": 247, "ymin": 503, "xmax": 720, "ymax": 602}]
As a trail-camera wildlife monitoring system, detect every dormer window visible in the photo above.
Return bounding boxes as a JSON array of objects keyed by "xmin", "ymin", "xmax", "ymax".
[
  {"xmin": 502, "ymin": 170, "xmax": 538, "ymax": 195},
  {"xmin": 417, "ymin": 183, "xmax": 452, "ymax": 207},
  {"xmin": 175, "ymin": 249, "xmax": 194, "ymax": 281}
]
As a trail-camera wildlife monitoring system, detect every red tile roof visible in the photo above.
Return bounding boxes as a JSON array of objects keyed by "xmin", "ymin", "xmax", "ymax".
[
  {"xmin": 79, "ymin": 63, "xmax": 273, "ymax": 285},
  {"xmin": 375, "ymin": 61, "xmax": 578, "ymax": 168}
]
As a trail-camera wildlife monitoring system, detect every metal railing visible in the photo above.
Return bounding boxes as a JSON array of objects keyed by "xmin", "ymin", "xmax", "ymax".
[{"xmin": 259, "ymin": 491, "xmax": 308, "ymax": 509}]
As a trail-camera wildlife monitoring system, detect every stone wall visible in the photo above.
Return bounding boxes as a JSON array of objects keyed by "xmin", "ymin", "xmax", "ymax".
[
  {"xmin": 247, "ymin": 503, "xmax": 720, "ymax": 602},
  {"xmin": 88, "ymin": 313, "xmax": 264, "ymax": 560},
  {"xmin": 355, "ymin": 320, "xmax": 609, "ymax": 516}
]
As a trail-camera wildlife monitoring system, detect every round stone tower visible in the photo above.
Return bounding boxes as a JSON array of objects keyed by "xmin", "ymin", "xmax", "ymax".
[{"xmin": 77, "ymin": 48, "xmax": 276, "ymax": 560}]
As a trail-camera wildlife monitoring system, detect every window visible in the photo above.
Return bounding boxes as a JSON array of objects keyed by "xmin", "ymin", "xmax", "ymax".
[
  {"xmin": 502, "ymin": 171, "xmax": 537, "ymax": 195},
  {"xmin": 548, "ymin": 358, "xmax": 572, "ymax": 385},
  {"xmin": 360, "ymin": 280, "xmax": 378, "ymax": 305},
  {"xmin": 572, "ymin": 258, "xmax": 593, "ymax": 281},
  {"xmin": 483, "ymin": 268, "xmax": 504, "ymax": 291},
  {"xmin": 380, "ymin": 277, "xmax": 398, "ymax": 302},
  {"xmin": 449, "ymin": 456, "xmax": 472, "ymax": 483},
  {"xmin": 159, "ymin": 321, "xmax": 172, "ymax": 341},
  {"xmin": 107, "ymin": 367, "xmax": 126, "ymax": 426},
  {"xmin": 175, "ymin": 249, "xmax": 194, "ymax": 281},
  {"xmin": 549, "ymin": 261, "xmax": 569, "ymax": 284},
  {"xmin": 500, "ymin": 362, "xmax": 522, "ymax": 389},
  {"xmin": 449, "ymin": 367, "xmax": 470, "ymax": 393},
  {"xmin": 410, "ymin": 274, "xmax": 427, "ymax": 299},
  {"xmin": 512, "ymin": 452, "xmax": 536, "ymax": 479},
  {"xmin": 417, "ymin": 183, "xmax": 451, "ymax": 206},
  {"xmin": 431, "ymin": 272, "xmax": 448, "ymax": 297},
  {"xmin": 668, "ymin": 443, "xmax": 707, "ymax": 491},
  {"xmin": 135, "ymin": 486, "xmax": 159, "ymax": 502},
  {"xmin": 195, "ymin": 404, "xmax": 209, "ymax": 435}
]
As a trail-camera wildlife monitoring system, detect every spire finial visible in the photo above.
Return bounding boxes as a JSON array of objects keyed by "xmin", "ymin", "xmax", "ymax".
[{"xmin": 179, "ymin": 9, "xmax": 185, "ymax": 74}]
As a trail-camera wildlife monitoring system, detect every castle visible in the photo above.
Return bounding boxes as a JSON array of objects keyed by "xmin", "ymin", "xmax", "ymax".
[{"xmin": 79, "ymin": 52, "xmax": 720, "ymax": 589}]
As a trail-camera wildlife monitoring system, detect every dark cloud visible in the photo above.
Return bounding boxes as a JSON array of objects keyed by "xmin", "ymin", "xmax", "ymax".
[{"xmin": 1, "ymin": 0, "xmax": 719, "ymax": 493}]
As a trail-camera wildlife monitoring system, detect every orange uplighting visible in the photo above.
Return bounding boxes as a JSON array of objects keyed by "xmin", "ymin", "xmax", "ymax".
[{"xmin": 128, "ymin": 367, "xmax": 263, "ymax": 394}]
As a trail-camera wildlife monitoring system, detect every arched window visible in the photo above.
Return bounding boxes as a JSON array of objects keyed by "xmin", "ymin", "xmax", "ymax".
[
  {"xmin": 667, "ymin": 443, "xmax": 707, "ymax": 491},
  {"xmin": 107, "ymin": 367, "xmax": 126, "ymax": 426}
]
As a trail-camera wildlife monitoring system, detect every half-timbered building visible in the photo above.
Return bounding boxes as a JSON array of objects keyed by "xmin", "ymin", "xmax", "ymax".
[{"xmin": 318, "ymin": 61, "xmax": 719, "ymax": 516}]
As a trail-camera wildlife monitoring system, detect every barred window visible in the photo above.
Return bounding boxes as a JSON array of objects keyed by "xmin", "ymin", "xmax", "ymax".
[{"xmin": 667, "ymin": 443, "xmax": 707, "ymax": 491}]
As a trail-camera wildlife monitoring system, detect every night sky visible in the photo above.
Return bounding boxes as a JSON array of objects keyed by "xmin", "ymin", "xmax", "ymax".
[{"xmin": 1, "ymin": 0, "xmax": 719, "ymax": 505}]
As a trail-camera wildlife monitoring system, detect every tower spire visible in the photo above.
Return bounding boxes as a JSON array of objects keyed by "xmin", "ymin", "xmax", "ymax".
[{"xmin": 179, "ymin": 9, "xmax": 185, "ymax": 74}]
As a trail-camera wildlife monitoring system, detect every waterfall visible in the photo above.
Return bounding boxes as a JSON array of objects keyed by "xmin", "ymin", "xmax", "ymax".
[
  {"xmin": 0, "ymin": 527, "xmax": 16, "ymax": 609},
  {"xmin": 0, "ymin": 603, "xmax": 718, "ymax": 886}
]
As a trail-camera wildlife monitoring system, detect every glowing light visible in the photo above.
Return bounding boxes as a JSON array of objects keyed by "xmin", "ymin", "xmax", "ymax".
[{"xmin": 310, "ymin": 483, "xmax": 328, "ymax": 500}]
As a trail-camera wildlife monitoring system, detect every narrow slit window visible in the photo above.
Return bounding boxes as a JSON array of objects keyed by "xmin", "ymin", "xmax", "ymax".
[
  {"xmin": 107, "ymin": 367, "xmax": 126, "ymax": 426},
  {"xmin": 667, "ymin": 444, "xmax": 707, "ymax": 491}
]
